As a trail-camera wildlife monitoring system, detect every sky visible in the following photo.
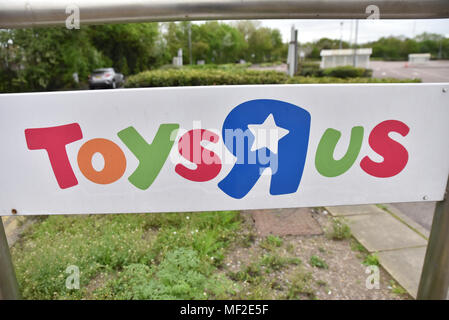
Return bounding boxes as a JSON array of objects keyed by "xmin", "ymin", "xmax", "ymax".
[{"xmin": 200, "ymin": 19, "xmax": 449, "ymax": 44}]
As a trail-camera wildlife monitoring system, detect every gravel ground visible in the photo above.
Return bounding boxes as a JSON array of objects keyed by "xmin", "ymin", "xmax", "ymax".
[{"xmin": 221, "ymin": 208, "xmax": 411, "ymax": 300}]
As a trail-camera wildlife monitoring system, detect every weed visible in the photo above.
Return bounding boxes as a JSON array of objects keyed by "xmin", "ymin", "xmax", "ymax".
[
  {"xmin": 327, "ymin": 218, "xmax": 351, "ymax": 240},
  {"xmin": 316, "ymin": 279, "xmax": 327, "ymax": 287},
  {"xmin": 285, "ymin": 271, "xmax": 316, "ymax": 300},
  {"xmin": 389, "ymin": 280, "xmax": 408, "ymax": 296},
  {"xmin": 309, "ymin": 255, "xmax": 329, "ymax": 269},
  {"xmin": 350, "ymin": 239, "xmax": 368, "ymax": 254},
  {"xmin": 261, "ymin": 254, "xmax": 301, "ymax": 272},
  {"xmin": 228, "ymin": 262, "xmax": 262, "ymax": 284},
  {"xmin": 240, "ymin": 232, "xmax": 256, "ymax": 248},
  {"xmin": 260, "ymin": 235, "xmax": 283, "ymax": 251},
  {"xmin": 363, "ymin": 253, "xmax": 380, "ymax": 266}
]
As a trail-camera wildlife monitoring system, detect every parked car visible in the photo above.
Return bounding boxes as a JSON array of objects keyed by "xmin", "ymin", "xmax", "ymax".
[{"xmin": 88, "ymin": 68, "xmax": 124, "ymax": 89}]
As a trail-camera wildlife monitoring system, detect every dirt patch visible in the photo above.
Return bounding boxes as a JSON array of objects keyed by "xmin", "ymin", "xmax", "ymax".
[{"xmin": 221, "ymin": 208, "xmax": 411, "ymax": 300}]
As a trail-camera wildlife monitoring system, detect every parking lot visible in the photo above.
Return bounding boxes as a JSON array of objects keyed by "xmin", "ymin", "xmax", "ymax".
[{"xmin": 371, "ymin": 60, "xmax": 449, "ymax": 83}]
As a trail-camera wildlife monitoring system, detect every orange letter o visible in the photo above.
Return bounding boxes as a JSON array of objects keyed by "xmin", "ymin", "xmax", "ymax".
[{"xmin": 77, "ymin": 138, "xmax": 126, "ymax": 184}]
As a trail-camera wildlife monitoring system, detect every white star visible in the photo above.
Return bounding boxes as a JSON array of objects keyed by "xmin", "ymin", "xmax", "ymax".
[{"xmin": 248, "ymin": 114, "xmax": 289, "ymax": 154}]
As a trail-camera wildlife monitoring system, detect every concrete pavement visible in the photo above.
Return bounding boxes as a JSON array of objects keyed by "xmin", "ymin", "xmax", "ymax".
[
  {"xmin": 326, "ymin": 204, "xmax": 428, "ymax": 298},
  {"xmin": 326, "ymin": 204, "xmax": 447, "ymax": 299}
]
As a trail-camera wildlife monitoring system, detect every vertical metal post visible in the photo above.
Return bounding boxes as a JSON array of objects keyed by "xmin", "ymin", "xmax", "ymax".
[
  {"xmin": 0, "ymin": 218, "xmax": 21, "ymax": 300},
  {"xmin": 417, "ymin": 177, "xmax": 449, "ymax": 300},
  {"xmin": 352, "ymin": 19, "xmax": 359, "ymax": 67}
]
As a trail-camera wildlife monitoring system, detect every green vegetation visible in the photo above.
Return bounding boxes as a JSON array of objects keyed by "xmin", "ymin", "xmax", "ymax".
[
  {"xmin": 389, "ymin": 280, "xmax": 408, "ymax": 296},
  {"xmin": 368, "ymin": 33, "xmax": 449, "ymax": 61},
  {"xmin": 350, "ymin": 239, "xmax": 368, "ymax": 259},
  {"xmin": 363, "ymin": 253, "xmax": 380, "ymax": 266},
  {"xmin": 0, "ymin": 21, "xmax": 287, "ymax": 93},
  {"xmin": 326, "ymin": 218, "xmax": 352, "ymax": 240},
  {"xmin": 297, "ymin": 63, "xmax": 372, "ymax": 79},
  {"xmin": 95, "ymin": 248, "xmax": 234, "ymax": 299},
  {"xmin": 125, "ymin": 68, "xmax": 288, "ymax": 88},
  {"xmin": 126, "ymin": 67, "xmax": 419, "ymax": 88},
  {"xmin": 304, "ymin": 33, "xmax": 449, "ymax": 61},
  {"xmin": 260, "ymin": 235, "xmax": 283, "ymax": 251},
  {"xmin": 3, "ymin": 21, "xmax": 435, "ymax": 93},
  {"xmin": 0, "ymin": 24, "xmax": 160, "ymax": 92},
  {"xmin": 297, "ymin": 61, "xmax": 322, "ymax": 77},
  {"xmin": 228, "ymin": 262, "xmax": 263, "ymax": 284},
  {"xmin": 261, "ymin": 254, "xmax": 301, "ymax": 272},
  {"xmin": 11, "ymin": 211, "xmax": 241, "ymax": 299},
  {"xmin": 322, "ymin": 66, "xmax": 372, "ymax": 78},
  {"xmin": 285, "ymin": 271, "xmax": 316, "ymax": 300},
  {"xmin": 309, "ymin": 255, "xmax": 329, "ymax": 269}
]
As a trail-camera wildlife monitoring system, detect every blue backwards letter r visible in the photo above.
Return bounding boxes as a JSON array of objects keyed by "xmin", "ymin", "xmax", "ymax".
[{"xmin": 218, "ymin": 99, "xmax": 311, "ymax": 199}]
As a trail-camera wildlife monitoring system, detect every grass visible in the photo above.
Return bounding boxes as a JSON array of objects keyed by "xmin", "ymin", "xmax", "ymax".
[
  {"xmin": 309, "ymin": 255, "xmax": 329, "ymax": 269},
  {"xmin": 11, "ymin": 211, "xmax": 241, "ymax": 300},
  {"xmin": 389, "ymin": 280, "xmax": 408, "ymax": 296}
]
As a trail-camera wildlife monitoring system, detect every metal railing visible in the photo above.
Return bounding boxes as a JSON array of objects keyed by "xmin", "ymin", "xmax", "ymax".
[
  {"xmin": 1, "ymin": 0, "xmax": 449, "ymax": 28},
  {"xmin": 0, "ymin": 0, "xmax": 448, "ymax": 301}
]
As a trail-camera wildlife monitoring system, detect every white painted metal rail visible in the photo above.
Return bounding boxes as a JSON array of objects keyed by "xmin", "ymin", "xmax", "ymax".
[{"xmin": 1, "ymin": 0, "xmax": 449, "ymax": 28}]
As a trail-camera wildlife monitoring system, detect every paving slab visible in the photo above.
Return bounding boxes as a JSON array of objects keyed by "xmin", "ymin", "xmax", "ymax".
[
  {"xmin": 345, "ymin": 212, "xmax": 427, "ymax": 252},
  {"xmin": 378, "ymin": 246, "xmax": 426, "ymax": 299},
  {"xmin": 382, "ymin": 204, "xmax": 430, "ymax": 239},
  {"xmin": 250, "ymin": 208, "xmax": 322, "ymax": 236},
  {"xmin": 326, "ymin": 205, "xmax": 384, "ymax": 216}
]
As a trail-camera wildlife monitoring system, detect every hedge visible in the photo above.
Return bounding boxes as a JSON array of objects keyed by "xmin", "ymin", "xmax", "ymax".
[
  {"xmin": 322, "ymin": 66, "xmax": 372, "ymax": 78},
  {"xmin": 125, "ymin": 68, "xmax": 420, "ymax": 88},
  {"xmin": 297, "ymin": 63, "xmax": 373, "ymax": 78},
  {"xmin": 125, "ymin": 69, "xmax": 288, "ymax": 87}
]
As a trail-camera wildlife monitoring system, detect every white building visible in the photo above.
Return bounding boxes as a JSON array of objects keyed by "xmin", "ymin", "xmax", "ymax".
[
  {"xmin": 408, "ymin": 53, "xmax": 431, "ymax": 65},
  {"xmin": 320, "ymin": 48, "xmax": 373, "ymax": 69}
]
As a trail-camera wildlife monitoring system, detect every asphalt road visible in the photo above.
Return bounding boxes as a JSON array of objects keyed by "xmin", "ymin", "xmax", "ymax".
[
  {"xmin": 371, "ymin": 60, "xmax": 449, "ymax": 83},
  {"xmin": 391, "ymin": 202, "xmax": 436, "ymax": 231}
]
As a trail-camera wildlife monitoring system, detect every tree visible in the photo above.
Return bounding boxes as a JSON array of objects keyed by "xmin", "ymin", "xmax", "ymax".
[
  {"xmin": 0, "ymin": 28, "xmax": 107, "ymax": 92},
  {"xmin": 87, "ymin": 23, "xmax": 160, "ymax": 75}
]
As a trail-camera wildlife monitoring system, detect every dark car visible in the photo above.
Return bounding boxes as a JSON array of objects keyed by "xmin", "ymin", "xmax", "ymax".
[{"xmin": 88, "ymin": 68, "xmax": 124, "ymax": 89}]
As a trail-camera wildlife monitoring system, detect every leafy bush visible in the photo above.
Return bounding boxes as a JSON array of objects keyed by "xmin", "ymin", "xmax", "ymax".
[
  {"xmin": 125, "ymin": 67, "xmax": 419, "ymax": 88},
  {"xmin": 322, "ymin": 66, "xmax": 372, "ymax": 78},
  {"xmin": 125, "ymin": 68, "xmax": 288, "ymax": 88},
  {"xmin": 297, "ymin": 62, "xmax": 322, "ymax": 77}
]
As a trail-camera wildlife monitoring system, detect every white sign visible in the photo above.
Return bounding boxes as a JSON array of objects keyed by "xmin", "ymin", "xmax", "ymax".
[{"xmin": 0, "ymin": 84, "xmax": 448, "ymax": 215}]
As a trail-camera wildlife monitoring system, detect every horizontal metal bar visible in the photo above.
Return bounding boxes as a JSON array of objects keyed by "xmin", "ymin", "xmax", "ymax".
[{"xmin": 1, "ymin": 0, "xmax": 448, "ymax": 29}]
